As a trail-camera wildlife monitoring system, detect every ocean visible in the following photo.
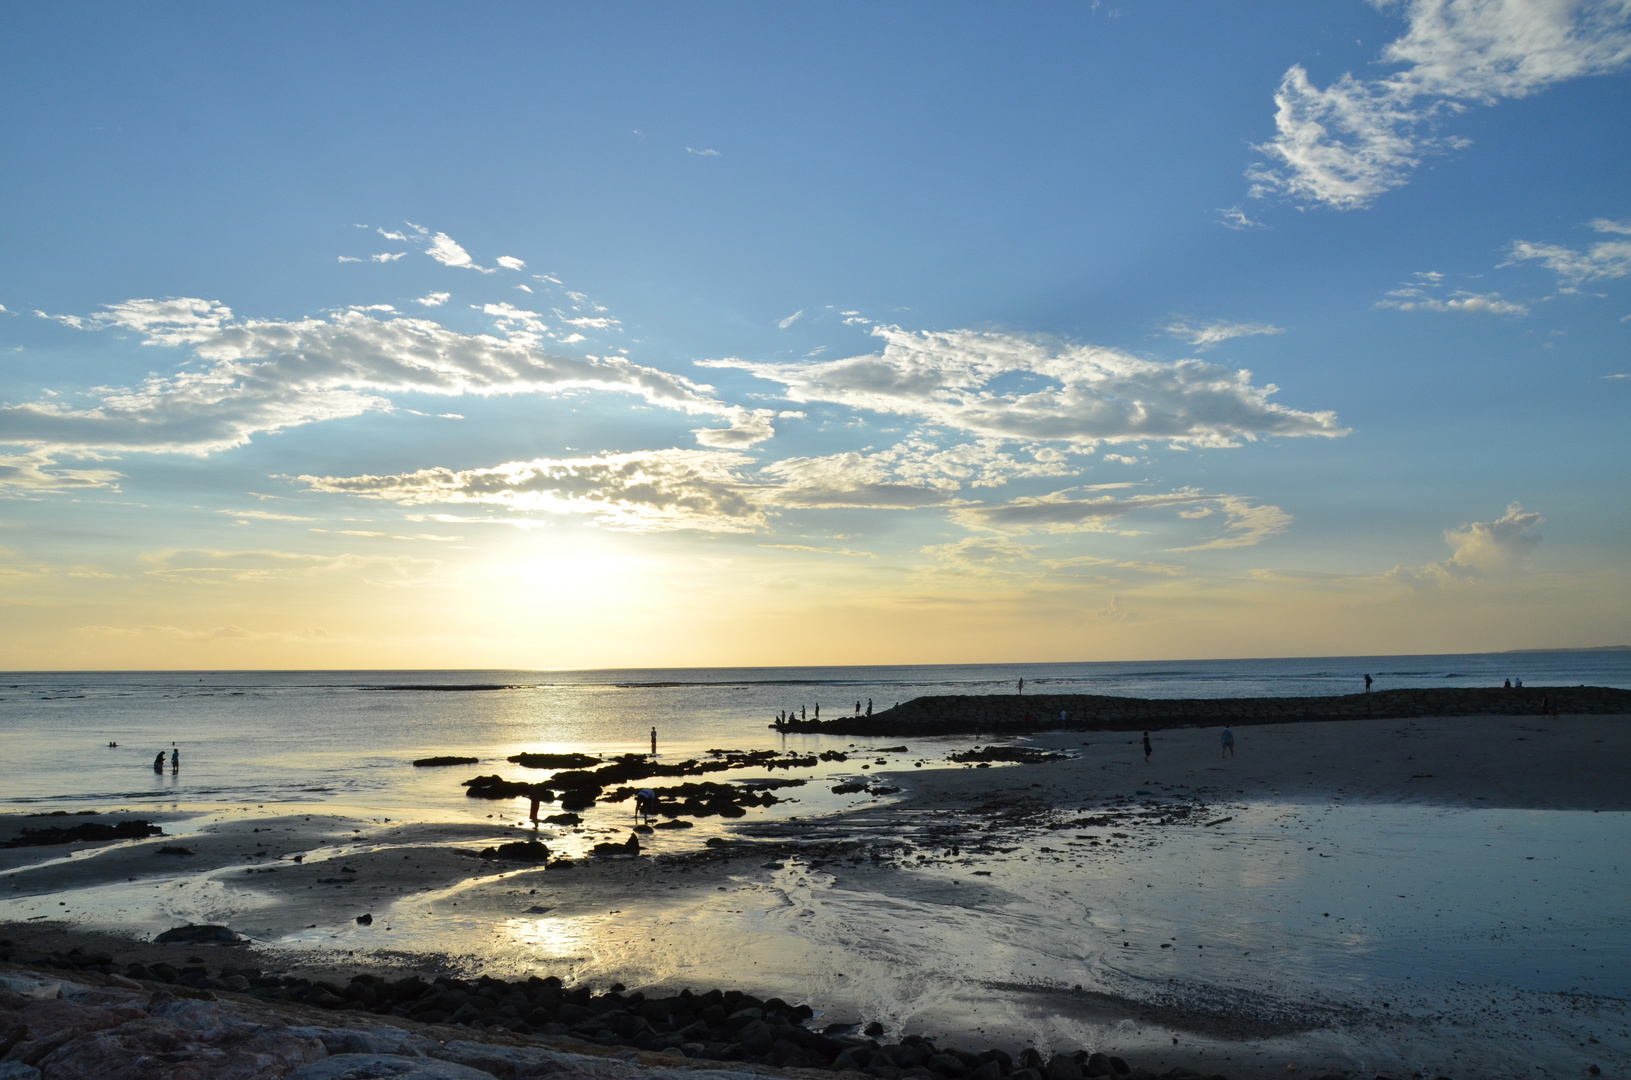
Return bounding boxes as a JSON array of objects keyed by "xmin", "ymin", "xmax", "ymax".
[{"xmin": 3, "ymin": 649, "xmax": 1627, "ymax": 812}]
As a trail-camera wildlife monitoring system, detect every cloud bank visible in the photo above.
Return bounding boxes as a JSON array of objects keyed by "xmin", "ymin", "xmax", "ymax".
[
  {"xmin": 704, "ymin": 324, "xmax": 1344, "ymax": 450},
  {"xmin": 8, "ymin": 300, "xmax": 760, "ymax": 454}
]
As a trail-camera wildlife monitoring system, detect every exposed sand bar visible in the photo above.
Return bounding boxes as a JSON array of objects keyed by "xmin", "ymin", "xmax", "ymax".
[{"xmin": 779, "ymin": 685, "xmax": 1631, "ymax": 736}]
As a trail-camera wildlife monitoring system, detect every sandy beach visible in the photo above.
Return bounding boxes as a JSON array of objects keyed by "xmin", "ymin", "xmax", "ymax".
[{"xmin": 4, "ymin": 709, "xmax": 1629, "ymax": 1079}]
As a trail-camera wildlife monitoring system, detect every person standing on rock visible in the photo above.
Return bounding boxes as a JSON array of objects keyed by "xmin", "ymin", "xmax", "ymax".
[
  {"xmin": 814, "ymin": 703, "xmax": 819, "ymax": 720},
  {"xmin": 1017, "ymin": 678, "xmax": 1024, "ymax": 695},
  {"xmin": 1220, "ymin": 727, "xmax": 1235, "ymax": 758},
  {"xmin": 1142, "ymin": 732, "xmax": 1152, "ymax": 763},
  {"xmin": 855, "ymin": 700, "xmax": 861, "ymax": 715},
  {"xmin": 866, "ymin": 699, "xmax": 872, "ymax": 716},
  {"xmin": 1364, "ymin": 673, "xmax": 1372, "ymax": 693}
]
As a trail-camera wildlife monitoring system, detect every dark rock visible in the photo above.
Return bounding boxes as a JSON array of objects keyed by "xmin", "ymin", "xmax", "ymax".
[
  {"xmin": 1018, "ymin": 1049, "xmax": 1045, "ymax": 1071},
  {"xmin": 1047, "ymin": 1055, "xmax": 1083, "ymax": 1080},
  {"xmin": 864, "ymin": 1020, "xmax": 886, "ymax": 1037},
  {"xmin": 1086, "ymin": 1053, "xmax": 1113, "ymax": 1077},
  {"xmin": 355, "ymin": 914, "xmax": 373, "ymax": 925},
  {"xmin": 153, "ymin": 925, "xmax": 247, "ymax": 946},
  {"xmin": 969, "ymin": 1062, "xmax": 1003, "ymax": 1080},
  {"xmin": 475, "ymin": 840, "xmax": 550, "ymax": 862},
  {"xmin": 507, "ymin": 752, "xmax": 602, "ymax": 769},
  {"xmin": 737, "ymin": 1019, "xmax": 775, "ymax": 1055},
  {"xmin": 1, "ymin": 819, "xmax": 164, "ymax": 848},
  {"xmin": 590, "ymin": 832, "xmax": 640, "ymax": 857},
  {"xmin": 930, "ymin": 1053, "xmax": 971, "ymax": 1077},
  {"xmin": 413, "ymin": 756, "xmax": 479, "ymax": 767}
]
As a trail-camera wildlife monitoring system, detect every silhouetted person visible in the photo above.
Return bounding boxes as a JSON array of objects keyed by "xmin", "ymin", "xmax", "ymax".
[
  {"xmin": 866, "ymin": 699, "xmax": 872, "ymax": 716},
  {"xmin": 650, "ymin": 726, "xmax": 657, "ymax": 755},
  {"xmin": 529, "ymin": 791, "xmax": 541, "ymax": 824},
  {"xmin": 1364, "ymin": 673, "xmax": 1372, "ymax": 693},
  {"xmin": 1221, "ymin": 727, "xmax": 1235, "ymax": 758},
  {"xmin": 171, "ymin": 747, "xmax": 179, "ymax": 774},
  {"xmin": 815, "ymin": 703, "xmax": 819, "ymax": 719},
  {"xmin": 153, "ymin": 752, "xmax": 165, "ymax": 773},
  {"xmin": 1504, "ymin": 678, "xmax": 1512, "ymax": 689},
  {"xmin": 1017, "ymin": 678, "xmax": 1024, "ymax": 695},
  {"xmin": 801, "ymin": 705, "xmax": 806, "ymax": 720},
  {"xmin": 1142, "ymin": 732, "xmax": 1152, "ymax": 763},
  {"xmin": 855, "ymin": 700, "xmax": 861, "ymax": 715}
]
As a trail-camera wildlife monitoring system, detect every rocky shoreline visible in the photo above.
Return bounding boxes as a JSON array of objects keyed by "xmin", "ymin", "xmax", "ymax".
[
  {"xmin": 775, "ymin": 685, "xmax": 1631, "ymax": 735},
  {"xmin": 0, "ymin": 947, "xmax": 1261, "ymax": 1080}
]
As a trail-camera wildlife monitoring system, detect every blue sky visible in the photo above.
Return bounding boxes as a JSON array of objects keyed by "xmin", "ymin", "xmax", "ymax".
[{"xmin": 2, "ymin": 1, "xmax": 1628, "ymax": 668}]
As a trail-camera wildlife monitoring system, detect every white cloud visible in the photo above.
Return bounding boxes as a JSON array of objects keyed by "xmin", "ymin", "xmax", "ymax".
[
  {"xmin": 1217, "ymin": 206, "xmax": 1266, "ymax": 230},
  {"xmin": 703, "ymin": 324, "xmax": 1345, "ymax": 450},
  {"xmin": 516, "ymin": 284, "xmax": 533, "ymax": 293},
  {"xmin": 218, "ymin": 508, "xmax": 316, "ymax": 522},
  {"xmin": 0, "ymin": 452, "xmax": 123, "ymax": 493},
  {"xmin": 694, "ymin": 408, "xmax": 777, "ymax": 448},
  {"xmin": 136, "ymin": 546, "xmax": 445, "ymax": 587},
  {"xmin": 425, "ymin": 232, "xmax": 494, "ymax": 273},
  {"xmin": 686, "ymin": 147, "xmax": 721, "ymax": 157},
  {"xmin": 416, "ymin": 292, "xmax": 451, "ymax": 307},
  {"xmin": 378, "ymin": 229, "xmax": 409, "ymax": 242},
  {"xmin": 559, "ymin": 315, "xmax": 620, "ymax": 329},
  {"xmin": 8, "ymin": 300, "xmax": 742, "ymax": 455},
  {"xmin": 372, "ymin": 252, "xmax": 405, "ymax": 263},
  {"xmin": 496, "ymin": 256, "xmax": 526, "ymax": 271},
  {"xmin": 301, "ymin": 449, "xmax": 766, "ymax": 533},
  {"xmin": 1249, "ymin": 0, "xmax": 1631, "ymax": 208},
  {"xmin": 1505, "ymin": 218, "xmax": 1631, "ymax": 289},
  {"xmin": 1377, "ymin": 287, "xmax": 1529, "ymax": 314},
  {"xmin": 1389, "ymin": 501, "xmax": 1543, "ymax": 584},
  {"xmin": 778, "ymin": 310, "xmax": 804, "ymax": 329},
  {"xmin": 1165, "ymin": 319, "xmax": 1286, "ymax": 348},
  {"xmin": 951, "ymin": 486, "xmax": 1292, "ymax": 549},
  {"xmin": 338, "ymin": 256, "xmax": 362, "ymax": 263}
]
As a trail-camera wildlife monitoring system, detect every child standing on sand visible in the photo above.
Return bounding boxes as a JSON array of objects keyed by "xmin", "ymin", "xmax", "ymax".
[{"xmin": 1220, "ymin": 728, "xmax": 1235, "ymax": 758}]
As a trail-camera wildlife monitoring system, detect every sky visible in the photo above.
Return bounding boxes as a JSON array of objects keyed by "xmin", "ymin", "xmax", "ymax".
[{"xmin": 1, "ymin": 0, "xmax": 1628, "ymax": 670}]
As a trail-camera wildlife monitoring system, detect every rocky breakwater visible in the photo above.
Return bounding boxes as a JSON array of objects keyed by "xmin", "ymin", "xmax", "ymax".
[
  {"xmin": 777, "ymin": 685, "xmax": 1631, "ymax": 736},
  {"xmin": 0, "ymin": 946, "xmax": 1249, "ymax": 1080}
]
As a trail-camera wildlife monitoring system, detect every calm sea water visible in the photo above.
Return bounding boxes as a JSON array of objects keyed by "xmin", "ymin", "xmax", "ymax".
[{"xmin": 1, "ymin": 650, "xmax": 1627, "ymax": 810}]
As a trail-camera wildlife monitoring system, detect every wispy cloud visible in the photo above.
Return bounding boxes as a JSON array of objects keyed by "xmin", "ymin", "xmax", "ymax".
[
  {"xmin": 1217, "ymin": 206, "xmax": 1266, "ymax": 230},
  {"xmin": 1165, "ymin": 318, "xmax": 1285, "ymax": 348},
  {"xmin": 495, "ymin": 256, "xmax": 526, "ymax": 271},
  {"xmin": 778, "ymin": 310, "xmax": 804, "ymax": 329},
  {"xmin": 1377, "ymin": 284, "xmax": 1528, "ymax": 314},
  {"xmin": 1504, "ymin": 217, "xmax": 1631, "ymax": 290},
  {"xmin": 415, "ymin": 292, "xmax": 451, "ymax": 307},
  {"xmin": 686, "ymin": 147, "xmax": 720, "ymax": 157},
  {"xmin": 0, "ymin": 452, "xmax": 123, "ymax": 493},
  {"xmin": 9, "ymin": 300, "xmax": 748, "ymax": 455},
  {"xmin": 704, "ymin": 324, "xmax": 1344, "ymax": 450},
  {"xmin": 1248, "ymin": 0, "xmax": 1631, "ymax": 209},
  {"xmin": 425, "ymin": 231, "xmax": 494, "ymax": 273},
  {"xmin": 951, "ymin": 486, "xmax": 1291, "ymax": 549},
  {"xmin": 301, "ymin": 449, "xmax": 766, "ymax": 534}
]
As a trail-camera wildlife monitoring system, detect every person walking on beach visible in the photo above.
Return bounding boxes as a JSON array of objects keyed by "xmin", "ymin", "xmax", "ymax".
[
  {"xmin": 1220, "ymin": 727, "xmax": 1235, "ymax": 758},
  {"xmin": 529, "ymin": 790, "xmax": 541, "ymax": 825},
  {"xmin": 1142, "ymin": 732, "xmax": 1152, "ymax": 763},
  {"xmin": 1364, "ymin": 673, "xmax": 1372, "ymax": 693}
]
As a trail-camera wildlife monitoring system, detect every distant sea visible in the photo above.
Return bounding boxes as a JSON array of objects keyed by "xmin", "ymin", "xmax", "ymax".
[{"xmin": 3, "ymin": 649, "xmax": 1627, "ymax": 812}]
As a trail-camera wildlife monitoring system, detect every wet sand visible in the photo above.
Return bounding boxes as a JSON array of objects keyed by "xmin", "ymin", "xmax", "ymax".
[{"xmin": 4, "ymin": 711, "xmax": 1629, "ymax": 1078}]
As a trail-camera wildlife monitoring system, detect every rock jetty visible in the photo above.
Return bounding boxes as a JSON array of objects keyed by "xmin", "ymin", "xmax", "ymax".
[
  {"xmin": 776, "ymin": 685, "xmax": 1631, "ymax": 736},
  {"xmin": 0, "ymin": 946, "xmax": 1241, "ymax": 1080}
]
